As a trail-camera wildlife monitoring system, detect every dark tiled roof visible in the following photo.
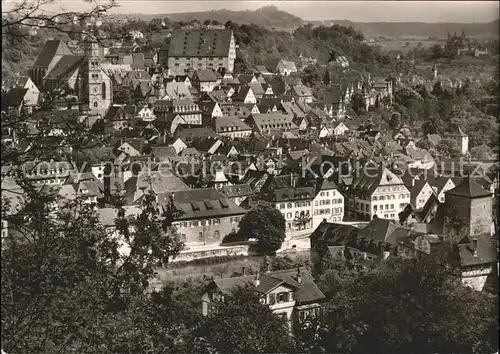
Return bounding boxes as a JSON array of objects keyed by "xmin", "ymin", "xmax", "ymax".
[
  {"xmin": 104, "ymin": 106, "xmax": 133, "ymax": 121},
  {"xmin": 169, "ymin": 188, "xmax": 246, "ymax": 220},
  {"xmin": 456, "ymin": 234, "xmax": 497, "ymax": 267},
  {"xmin": 44, "ymin": 55, "xmax": 84, "ymax": 81},
  {"xmin": 194, "ymin": 70, "xmax": 218, "ymax": 82},
  {"xmin": 214, "ymin": 115, "xmax": 252, "ymax": 133},
  {"xmin": 446, "ymin": 177, "xmax": 492, "ymax": 198},
  {"xmin": 212, "ymin": 267, "xmax": 325, "ymax": 304},
  {"xmin": 222, "ymin": 184, "xmax": 253, "ymax": 198},
  {"xmin": 310, "ymin": 221, "xmax": 360, "ymax": 245},
  {"xmin": 358, "ymin": 218, "xmax": 400, "ymax": 244},
  {"xmin": 33, "ymin": 40, "xmax": 73, "ymax": 68},
  {"xmin": 2, "ymin": 88, "xmax": 28, "ymax": 108},
  {"xmin": 168, "ymin": 29, "xmax": 232, "ymax": 58},
  {"xmin": 176, "ymin": 126, "xmax": 217, "ymax": 140}
]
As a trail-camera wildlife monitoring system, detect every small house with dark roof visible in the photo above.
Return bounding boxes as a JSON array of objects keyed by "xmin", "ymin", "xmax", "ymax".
[
  {"xmin": 191, "ymin": 70, "xmax": 219, "ymax": 92},
  {"xmin": 221, "ymin": 184, "xmax": 253, "ymax": 206},
  {"xmin": 202, "ymin": 267, "xmax": 325, "ymax": 334},
  {"xmin": 232, "ymin": 86, "xmax": 257, "ymax": 104},
  {"xmin": 402, "ymin": 176, "xmax": 436, "ymax": 210},
  {"xmin": 213, "ymin": 115, "xmax": 252, "ymax": 139}
]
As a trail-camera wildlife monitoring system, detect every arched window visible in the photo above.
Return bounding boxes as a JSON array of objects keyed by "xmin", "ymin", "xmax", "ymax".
[
  {"xmin": 93, "ymin": 102, "xmax": 98, "ymax": 107},
  {"xmin": 102, "ymin": 83, "xmax": 106, "ymax": 99}
]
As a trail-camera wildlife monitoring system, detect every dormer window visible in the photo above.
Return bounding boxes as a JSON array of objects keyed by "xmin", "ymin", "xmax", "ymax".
[{"xmin": 277, "ymin": 292, "xmax": 289, "ymax": 303}]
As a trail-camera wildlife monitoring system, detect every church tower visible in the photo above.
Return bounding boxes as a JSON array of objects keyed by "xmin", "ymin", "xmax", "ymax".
[{"xmin": 83, "ymin": 36, "xmax": 112, "ymax": 115}]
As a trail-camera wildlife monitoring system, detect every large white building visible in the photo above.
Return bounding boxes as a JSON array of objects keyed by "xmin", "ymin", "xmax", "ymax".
[
  {"xmin": 167, "ymin": 29, "xmax": 237, "ymax": 74},
  {"xmin": 346, "ymin": 165, "xmax": 411, "ymax": 221}
]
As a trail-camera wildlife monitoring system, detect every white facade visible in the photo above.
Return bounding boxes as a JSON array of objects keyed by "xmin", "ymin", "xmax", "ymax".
[
  {"xmin": 412, "ymin": 181, "xmax": 435, "ymax": 209},
  {"xmin": 461, "ymin": 265, "xmax": 493, "ymax": 291},
  {"xmin": 312, "ymin": 188, "xmax": 344, "ymax": 229},
  {"xmin": 276, "ymin": 200, "xmax": 313, "ymax": 238},
  {"xmin": 137, "ymin": 107, "xmax": 156, "ymax": 121}
]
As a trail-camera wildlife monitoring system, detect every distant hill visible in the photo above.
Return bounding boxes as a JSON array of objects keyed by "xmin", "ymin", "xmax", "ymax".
[
  {"xmin": 138, "ymin": 5, "xmax": 304, "ymax": 30},
  {"xmin": 318, "ymin": 20, "xmax": 499, "ymax": 38}
]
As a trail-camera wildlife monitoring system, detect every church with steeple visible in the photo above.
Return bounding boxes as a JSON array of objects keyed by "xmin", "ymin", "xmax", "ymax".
[{"xmin": 29, "ymin": 33, "xmax": 113, "ymax": 115}]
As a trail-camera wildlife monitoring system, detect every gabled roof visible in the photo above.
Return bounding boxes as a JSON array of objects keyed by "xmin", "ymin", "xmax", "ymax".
[
  {"xmin": 194, "ymin": 70, "xmax": 218, "ymax": 82},
  {"xmin": 249, "ymin": 112, "xmax": 297, "ymax": 131},
  {"xmin": 44, "ymin": 55, "xmax": 84, "ymax": 81},
  {"xmin": 456, "ymin": 234, "xmax": 497, "ymax": 267},
  {"xmin": 211, "ymin": 267, "xmax": 325, "ymax": 304},
  {"xmin": 2, "ymin": 88, "xmax": 28, "ymax": 108},
  {"xmin": 278, "ymin": 60, "xmax": 297, "ymax": 71},
  {"xmin": 233, "ymin": 86, "xmax": 253, "ymax": 101},
  {"xmin": 33, "ymin": 40, "xmax": 73, "ymax": 68},
  {"xmin": 167, "ymin": 188, "xmax": 246, "ymax": 219},
  {"xmin": 310, "ymin": 221, "xmax": 360, "ymax": 245},
  {"xmin": 350, "ymin": 164, "xmax": 405, "ymax": 195},
  {"xmin": 446, "ymin": 177, "xmax": 492, "ymax": 198},
  {"xmin": 176, "ymin": 126, "xmax": 217, "ymax": 140},
  {"xmin": 214, "ymin": 115, "xmax": 252, "ymax": 133},
  {"xmin": 358, "ymin": 218, "xmax": 401, "ymax": 244},
  {"xmin": 168, "ymin": 29, "xmax": 232, "ymax": 58},
  {"xmin": 222, "ymin": 184, "xmax": 253, "ymax": 198},
  {"xmin": 104, "ymin": 105, "xmax": 133, "ymax": 122}
]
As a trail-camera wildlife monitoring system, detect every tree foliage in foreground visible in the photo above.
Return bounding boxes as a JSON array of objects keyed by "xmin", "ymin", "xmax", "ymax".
[
  {"xmin": 299, "ymin": 256, "xmax": 498, "ymax": 354},
  {"xmin": 237, "ymin": 201, "xmax": 286, "ymax": 254},
  {"xmin": 195, "ymin": 286, "xmax": 296, "ymax": 354}
]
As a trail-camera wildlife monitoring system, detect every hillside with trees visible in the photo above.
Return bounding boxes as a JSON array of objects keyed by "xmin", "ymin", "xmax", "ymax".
[
  {"xmin": 136, "ymin": 5, "xmax": 304, "ymax": 31},
  {"xmin": 317, "ymin": 19, "xmax": 499, "ymax": 38},
  {"xmin": 228, "ymin": 22, "xmax": 390, "ymax": 70}
]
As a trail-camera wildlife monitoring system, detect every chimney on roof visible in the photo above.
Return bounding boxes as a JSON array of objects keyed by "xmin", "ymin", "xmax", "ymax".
[
  {"xmin": 254, "ymin": 272, "xmax": 260, "ymax": 286},
  {"xmin": 296, "ymin": 267, "xmax": 302, "ymax": 284},
  {"xmin": 241, "ymin": 266, "xmax": 246, "ymax": 275},
  {"xmin": 383, "ymin": 250, "xmax": 390, "ymax": 260},
  {"xmin": 472, "ymin": 238, "xmax": 478, "ymax": 257},
  {"xmin": 362, "ymin": 252, "xmax": 367, "ymax": 260}
]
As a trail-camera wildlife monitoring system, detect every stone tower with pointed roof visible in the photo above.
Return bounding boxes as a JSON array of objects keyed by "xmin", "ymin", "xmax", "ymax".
[
  {"xmin": 83, "ymin": 34, "xmax": 112, "ymax": 115},
  {"xmin": 444, "ymin": 177, "xmax": 492, "ymax": 239}
]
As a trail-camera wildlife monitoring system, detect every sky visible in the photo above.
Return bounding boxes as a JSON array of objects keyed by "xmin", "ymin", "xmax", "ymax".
[{"xmin": 3, "ymin": 0, "xmax": 499, "ymax": 23}]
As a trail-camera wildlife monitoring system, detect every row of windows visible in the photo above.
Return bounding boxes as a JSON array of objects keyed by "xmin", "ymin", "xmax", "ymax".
[
  {"xmin": 317, "ymin": 199, "xmax": 343, "ymax": 206},
  {"xmin": 197, "ymin": 230, "xmax": 224, "ymax": 240},
  {"xmin": 174, "ymin": 105, "xmax": 199, "ymax": 112},
  {"xmin": 175, "ymin": 219, "xmax": 221, "ymax": 228},
  {"xmin": 377, "ymin": 186, "xmax": 404, "ymax": 193},
  {"xmin": 319, "ymin": 191, "xmax": 336, "ymax": 197},
  {"xmin": 372, "ymin": 204, "xmax": 396, "ymax": 212},
  {"xmin": 277, "ymin": 201, "xmax": 312, "ymax": 209},
  {"xmin": 284, "ymin": 210, "xmax": 311, "ymax": 219},
  {"xmin": 262, "ymin": 123, "xmax": 292, "ymax": 130},
  {"xmin": 174, "ymin": 57, "xmax": 224, "ymax": 61},
  {"xmin": 220, "ymin": 126, "xmax": 246, "ymax": 132},
  {"xmin": 315, "ymin": 207, "xmax": 343, "ymax": 215},
  {"xmin": 222, "ymin": 131, "xmax": 251, "ymax": 138}
]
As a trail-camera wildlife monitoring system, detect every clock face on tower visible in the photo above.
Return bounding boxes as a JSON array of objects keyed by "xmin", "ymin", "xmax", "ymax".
[{"xmin": 93, "ymin": 87, "xmax": 98, "ymax": 93}]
